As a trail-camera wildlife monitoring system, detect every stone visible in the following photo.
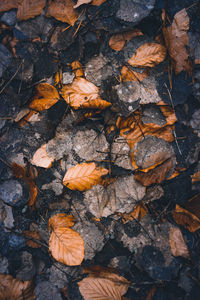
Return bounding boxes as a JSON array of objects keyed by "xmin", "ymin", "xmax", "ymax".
[
  {"xmin": 48, "ymin": 263, "xmax": 75, "ymax": 288},
  {"xmin": 0, "ymin": 179, "xmax": 29, "ymax": 207},
  {"xmin": 62, "ymin": 72, "xmax": 74, "ymax": 84},
  {"xmin": 0, "ymin": 254, "xmax": 9, "ymax": 274},
  {"xmin": 0, "ymin": 200, "xmax": 14, "ymax": 231},
  {"xmin": 16, "ymin": 251, "xmax": 35, "ymax": 281},
  {"xmin": 1, "ymin": 10, "xmax": 17, "ymax": 26},
  {"xmin": 142, "ymin": 104, "xmax": 166, "ymax": 125},
  {"xmin": 0, "ymin": 44, "xmax": 12, "ymax": 78},
  {"xmin": 8, "ymin": 233, "xmax": 26, "ymax": 250},
  {"xmin": 116, "ymin": 0, "xmax": 155, "ymax": 24},
  {"xmin": 36, "ymin": 281, "xmax": 62, "ymax": 300},
  {"xmin": 111, "ymin": 136, "xmax": 133, "ymax": 169}
]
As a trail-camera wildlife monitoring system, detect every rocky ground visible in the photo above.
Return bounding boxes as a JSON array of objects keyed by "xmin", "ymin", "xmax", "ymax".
[{"xmin": 0, "ymin": 0, "xmax": 200, "ymax": 299}]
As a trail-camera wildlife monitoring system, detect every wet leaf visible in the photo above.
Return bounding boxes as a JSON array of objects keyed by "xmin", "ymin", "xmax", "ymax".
[
  {"xmin": 48, "ymin": 213, "xmax": 76, "ymax": 230},
  {"xmin": 169, "ymin": 227, "xmax": 189, "ymax": 258},
  {"xmin": 172, "ymin": 204, "xmax": 200, "ymax": 232},
  {"xmin": 24, "ymin": 230, "xmax": 41, "ymax": 248},
  {"xmin": 47, "ymin": 0, "xmax": 78, "ymax": 25},
  {"xmin": 49, "ymin": 227, "xmax": 84, "ymax": 266},
  {"xmin": 162, "ymin": 9, "xmax": 192, "ymax": 74},
  {"xmin": 74, "ymin": 0, "xmax": 92, "ymax": 8},
  {"xmin": 128, "ymin": 42, "xmax": 166, "ymax": 68},
  {"xmin": 109, "ymin": 29, "xmax": 143, "ymax": 51},
  {"xmin": 63, "ymin": 162, "xmax": 108, "ymax": 191},
  {"xmin": 17, "ymin": 0, "xmax": 46, "ymax": 21},
  {"xmin": 31, "ymin": 144, "xmax": 54, "ymax": 168},
  {"xmin": 0, "ymin": 274, "xmax": 35, "ymax": 300},
  {"xmin": 121, "ymin": 66, "xmax": 149, "ymax": 82},
  {"xmin": 0, "ymin": 0, "xmax": 20, "ymax": 13},
  {"xmin": 61, "ymin": 77, "xmax": 111, "ymax": 110}
]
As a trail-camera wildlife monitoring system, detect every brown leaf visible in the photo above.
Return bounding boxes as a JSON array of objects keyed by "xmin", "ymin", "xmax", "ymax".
[
  {"xmin": 28, "ymin": 181, "xmax": 38, "ymax": 206},
  {"xmin": 71, "ymin": 60, "xmax": 84, "ymax": 77},
  {"xmin": 48, "ymin": 213, "xmax": 76, "ymax": 230},
  {"xmin": 109, "ymin": 29, "xmax": 143, "ymax": 51},
  {"xmin": 74, "ymin": 0, "xmax": 92, "ymax": 8},
  {"xmin": 29, "ymin": 83, "xmax": 60, "ymax": 112},
  {"xmin": 47, "ymin": 0, "xmax": 78, "ymax": 25},
  {"xmin": 63, "ymin": 162, "xmax": 108, "ymax": 191},
  {"xmin": 24, "ymin": 230, "xmax": 41, "ymax": 248},
  {"xmin": 172, "ymin": 204, "xmax": 200, "ymax": 232},
  {"xmin": 61, "ymin": 77, "xmax": 111, "ymax": 110},
  {"xmin": 120, "ymin": 203, "xmax": 147, "ymax": 223},
  {"xmin": 91, "ymin": 0, "xmax": 106, "ymax": 5},
  {"xmin": 128, "ymin": 42, "xmax": 166, "ymax": 68},
  {"xmin": 169, "ymin": 227, "xmax": 190, "ymax": 258},
  {"xmin": 0, "ymin": 274, "xmax": 35, "ymax": 300},
  {"xmin": 184, "ymin": 193, "xmax": 200, "ymax": 219},
  {"xmin": 191, "ymin": 171, "xmax": 200, "ymax": 183},
  {"xmin": 49, "ymin": 227, "xmax": 84, "ymax": 266},
  {"xmin": 17, "ymin": 0, "xmax": 46, "ymax": 21},
  {"xmin": 121, "ymin": 66, "xmax": 149, "ymax": 82},
  {"xmin": 0, "ymin": 0, "xmax": 20, "ymax": 12},
  {"xmin": 31, "ymin": 144, "xmax": 54, "ymax": 168},
  {"xmin": 162, "ymin": 8, "xmax": 192, "ymax": 74},
  {"xmin": 11, "ymin": 162, "xmax": 26, "ymax": 178}
]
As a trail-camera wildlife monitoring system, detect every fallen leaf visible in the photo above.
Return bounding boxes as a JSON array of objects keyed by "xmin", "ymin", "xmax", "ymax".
[
  {"xmin": 63, "ymin": 162, "xmax": 108, "ymax": 191},
  {"xmin": 162, "ymin": 8, "xmax": 192, "ymax": 74},
  {"xmin": 169, "ymin": 227, "xmax": 189, "ymax": 258},
  {"xmin": 109, "ymin": 29, "xmax": 143, "ymax": 51},
  {"xmin": 17, "ymin": 0, "xmax": 46, "ymax": 21},
  {"xmin": 31, "ymin": 144, "xmax": 54, "ymax": 168},
  {"xmin": 49, "ymin": 227, "xmax": 84, "ymax": 266},
  {"xmin": 71, "ymin": 60, "xmax": 84, "ymax": 77},
  {"xmin": 74, "ymin": 0, "xmax": 92, "ymax": 8},
  {"xmin": 172, "ymin": 204, "xmax": 200, "ymax": 232},
  {"xmin": 11, "ymin": 162, "xmax": 26, "ymax": 178},
  {"xmin": 128, "ymin": 42, "xmax": 166, "ymax": 68},
  {"xmin": 145, "ymin": 286, "xmax": 157, "ymax": 300},
  {"xmin": 61, "ymin": 78, "xmax": 111, "ymax": 110},
  {"xmin": 191, "ymin": 171, "xmax": 200, "ymax": 183},
  {"xmin": 54, "ymin": 69, "xmax": 63, "ymax": 87},
  {"xmin": 0, "ymin": 274, "xmax": 35, "ymax": 300},
  {"xmin": 29, "ymin": 181, "xmax": 38, "ymax": 206},
  {"xmin": 24, "ymin": 230, "xmax": 41, "ymax": 248},
  {"xmin": 121, "ymin": 66, "xmax": 149, "ymax": 82},
  {"xmin": 184, "ymin": 193, "xmax": 200, "ymax": 219},
  {"xmin": 47, "ymin": 0, "xmax": 78, "ymax": 25},
  {"xmin": 91, "ymin": 0, "xmax": 106, "ymax": 5},
  {"xmin": 120, "ymin": 203, "xmax": 147, "ymax": 223},
  {"xmin": 48, "ymin": 213, "xmax": 76, "ymax": 230},
  {"xmin": 0, "ymin": 0, "xmax": 20, "ymax": 12}
]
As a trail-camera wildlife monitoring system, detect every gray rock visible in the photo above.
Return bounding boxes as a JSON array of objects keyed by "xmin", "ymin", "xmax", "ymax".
[
  {"xmin": 17, "ymin": 251, "xmax": 35, "ymax": 281},
  {"xmin": 115, "ymin": 81, "xmax": 140, "ymax": 114},
  {"xmin": 62, "ymin": 72, "xmax": 74, "ymax": 84},
  {"xmin": 0, "ymin": 254, "xmax": 9, "ymax": 274},
  {"xmin": 116, "ymin": 0, "xmax": 155, "ymax": 24},
  {"xmin": 0, "ymin": 44, "xmax": 12, "ymax": 78},
  {"xmin": 48, "ymin": 263, "xmax": 79, "ymax": 288},
  {"xmin": 0, "ymin": 200, "xmax": 14, "ymax": 230},
  {"xmin": 1, "ymin": 10, "xmax": 17, "ymax": 26},
  {"xmin": 36, "ymin": 281, "xmax": 62, "ymax": 300},
  {"xmin": 111, "ymin": 136, "xmax": 133, "ymax": 169},
  {"xmin": 0, "ymin": 179, "xmax": 29, "ymax": 207},
  {"xmin": 8, "ymin": 233, "xmax": 26, "ymax": 250},
  {"xmin": 142, "ymin": 105, "xmax": 166, "ymax": 126}
]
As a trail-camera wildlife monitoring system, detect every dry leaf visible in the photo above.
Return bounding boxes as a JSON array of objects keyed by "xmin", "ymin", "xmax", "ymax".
[
  {"xmin": 74, "ymin": 0, "xmax": 92, "ymax": 8},
  {"xmin": 63, "ymin": 162, "xmax": 108, "ymax": 191},
  {"xmin": 0, "ymin": 0, "xmax": 20, "ymax": 12},
  {"xmin": 169, "ymin": 227, "xmax": 189, "ymax": 258},
  {"xmin": 17, "ymin": 0, "xmax": 46, "ymax": 21},
  {"xmin": 91, "ymin": 0, "xmax": 106, "ymax": 5},
  {"xmin": 172, "ymin": 204, "xmax": 200, "ymax": 232},
  {"xmin": 61, "ymin": 77, "xmax": 111, "ymax": 110},
  {"xmin": 0, "ymin": 274, "xmax": 35, "ymax": 300},
  {"xmin": 47, "ymin": 0, "xmax": 78, "ymax": 25},
  {"xmin": 128, "ymin": 42, "xmax": 166, "ymax": 68},
  {"xmin": 120, "ymin": 203, "xmax": 147, "ymax": 223},
  {"xmin": 71, "ymin": 60, "xmax": 84, "ymax": 77},
  {"xmin": 24, "ymin": 230, "xmax": 41, "ymax": 248},
  {"xmin": 162, "ymin": 9, "xmax": 192, "ymax": 74},
  {"xmin": 109, "ymin": 29, "xmax": 143, "ymax": 51},
  {"xmin": 48, "ymin": 213, "xmax": 76, "ymax": 230},
  {"xmin": 184, "ymin": 193, "xmax": 200, "ymax": 219},
  {"xmin": 49, "ymin": 227, "xmax": 84, "ymax": 266},
  {"xmin": 121, "ymin": 66, "xmax": 149, "ymax": 82},
  {"xmin": 31, "ymin": 144, "xmax": 54, "ymax": 168},
  {"xmin": 191, "ymin": 171, "xmax": 200, "ymax": 183}
]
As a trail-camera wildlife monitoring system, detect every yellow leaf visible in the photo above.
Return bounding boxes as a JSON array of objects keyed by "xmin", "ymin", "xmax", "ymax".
[
  {"xmin": 169, "ymin": 227, "xmax": 190, "ymax": 258},
  {"xmin": 63, "ymin": 162, "xmax": 108, "ymax": 191},
  {"xmin": 61, "ymin": 77, "xmax": 111, "ymax": 110},
  {"xmin": 128, "ymin": 42, "xmax": 166, "ymax": 68},
  {"xmin": 47, "ymin": 0, "xmax": 78, "ymax": 26},
  {"xmin": 48, "ymin": 213, "xmax": 76, "ymax": 230},
  {"xmin": 49, "ymin": 227, "xmax": 84, "ymax": 266}
]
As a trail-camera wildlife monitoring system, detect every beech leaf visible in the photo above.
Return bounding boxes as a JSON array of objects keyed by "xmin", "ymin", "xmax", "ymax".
[
  {"xmin": 128, "ymin": 42, "xmax": 166, "ymax": 68},
  {"xmin": 48, "ymin": 213, "xmax": 76, "ymax": 230},
  {"xmin": 121, "ymin": 66, "xmax": 149, "ymax": 82},
  {"xmin": 169, "ymin": 227, "xmax": 189, "ymax": 258},
  {"xmin": 63, "ymin": 162, "xmax": 108, "ymax": 191},
  {"xmin": 47, "ymin": 0, "xmax": 78, "ymax": 25},
  {"xmin": 109, "ymin": 29, "xmax": 143, "ymax": 51},
  {"xmin": 17, "ymin": 0, "xmax": 46, "ymax": 21}
]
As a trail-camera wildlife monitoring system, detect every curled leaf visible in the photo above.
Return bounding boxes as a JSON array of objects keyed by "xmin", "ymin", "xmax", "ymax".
[
  {"xmin": 169, "ymin": 227, "xmax": 189, "ymax": 258},
  {"xmin": 63, "ymin": 162, "xmax": 108, "ymax": 191}
]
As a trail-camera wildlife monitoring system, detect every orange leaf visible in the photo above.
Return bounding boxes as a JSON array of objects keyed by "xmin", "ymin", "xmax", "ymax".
[
  {"xmin": 61, "ymin": 77, "xmax": 111, "ymax": 110},
  {"xmin": 91, "ymin": 0, "xmax": 107, "ymax": 5},
  {"xmin": 128, "ymin": 42, "xmax": 166, "ymax": 68},
  {"xmin": 48, "ymin": 213, "xmax": 76, "ymax": 230},
  {"xmin": 47, "ymin": 0, "xmax": 78, "ymax": 26},
  {"xmin": 109, "ymin": 29, "xmax": 143, "ymax": 51},
  {"xmin": 71, "ymin": 60, "xmax": 84, "ymax": 77},
  {"xmin": 49, "ymin": 227, "xmax": 84, "ymax": 266},
  {"xmin": 17, "ymin": 0, "xmax": 46, "ymax": 21},
  {"xmin": 11, "ymin": 162, "xmax": 26, "ymax": 179},
  {"xmin": 172, "ymin": 204, "xmax": 200, "ymax": 232},
  {"xmin": 0, "ymin": 0, "xmax": 20, "ymax": 12},
  {"xmin": 24, "ymin": 230, "xmax": 41, "ymax": 248},
  {"xmin": 184, "ymin": 193, "xmax": 200, "ymax": 219},
  {"xmin": 63, "ymin": 162, "xmax": 108, "ymax": 191},
  {"xmin": 74, "ymin": 0, "xmax": 92, "ymax": 8},
  {"xmin": 121, "ymin": 203, "xmax": 147, "ymax": 223},
  {"xmin": 0, "ymin": 274, "xmax": 35, "ymax": 300},
  {"xmin": 31, "ymin": 144, "xmax": 54, "ymax": 168},
  {"xmin": 121, "ymin": 66, "xmax": 149, "ymax": 82},
  {"xmin": 29, "ymin": 83, "xmax": 60, "ymax": 112},
  {"xmin": 191, "ymin": 171, "xmax": 200, "ymax": 183},
  {"xmin": 169, "ymin": 227, "xmax": 189, "ymax": 258},
  {"xmin": 28, "ymin": 181, "xmax": 38, "ymax": 206}
]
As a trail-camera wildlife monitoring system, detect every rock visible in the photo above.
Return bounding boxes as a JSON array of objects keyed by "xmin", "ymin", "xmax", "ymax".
[
  {"xmin": 8, "ymin": 233, "xmax": 26, "ymax": 250},
  {"xmin": 115, "ymin": 81, "xmax": 140, "ymax": 114},
  {"xmin": 116, "ymin": 0, "xmax": 155, "ymax": 24},
  {"xmin": 142, "ymin": 104, "xmax": 166, "ymax": 125},
  {"xmin": 73, "ymin": 221, "xmax": 105, "ymax": 260},
  {"xmin": 1, "ymin": 10, "xmax": 17, "ymax": 26},
  {"xmin": 0, "ymin": 254, "xmax": 9, "ymax": 274},
  {"xmin": 111, "ymin": 136, "xmax": 133, "ymax": 169},
  {"xmin": 42, "ymin": 179, "xmax": 63, "ymax": 196},
  {"xmin": 48, "ymin": 263, "xmax": 77, "ymax": 288},
  {"xmin": 36, "ymin": 281, "xmax": 62, "ymax": 300},
  {"xmin": 0, "ymin": 44, "xmax": 12, "ymax": 78},
  {"xmin": 0, "ymin": 179, "xmax": 29, "ymax": 207},
  {"xmin": 0, "ymin": 200, "xmax": 14, "ymax": 230},
  {"xmin": 84, "ymin": 175, "xmax": 145, "ymax": 218},
  {"xmin": 4, "ymin": 58, "xmax": 34, "ymax": 82},
  {"xmin": 62, "ymin": 72, "xmax": 74, "ymax": 84},
  {"xmin": 16, "ymin": 251, "xmax": 35, "ymax": 281}
]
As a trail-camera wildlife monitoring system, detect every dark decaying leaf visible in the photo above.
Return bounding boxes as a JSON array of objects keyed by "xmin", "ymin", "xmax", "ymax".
[{"xmin": 169, "ymin": 227, "xmax": 190, "ymax": 258}]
